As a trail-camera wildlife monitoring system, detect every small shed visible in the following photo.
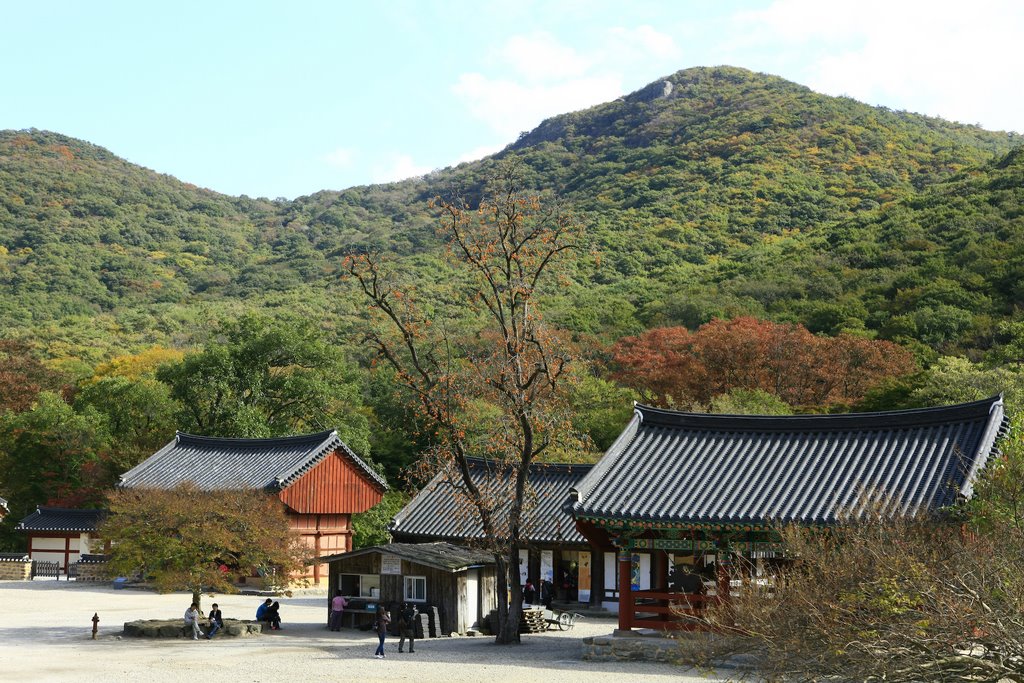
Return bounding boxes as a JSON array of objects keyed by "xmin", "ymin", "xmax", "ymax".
[
  {"xmin": 120, "ymin": 430, "xmax": 388, "ymax": 584},
  {"xmin": 15, "ymin": 506, "xmax": 108, "ymax": 574},
  {"xmin": 390, "ymin": 459, "xmax": 596, "ymax": 604},
  {"xmin": 322, "ymin": 542, "xmax": 496, "ymax": 635}
]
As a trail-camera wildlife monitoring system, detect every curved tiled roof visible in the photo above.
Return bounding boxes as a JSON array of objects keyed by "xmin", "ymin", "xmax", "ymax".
[
  {"xmin": 16, "ymin": 506, "xmax": 107, "ymax": 532},
  {"xmin": 321, "ymin": 542, "xmax": 495, "ymax": 572},
  {"xmin": 573, "ymin": 396, "xmax": 1008, "ymax": 527},
  {"xmin": 119, "ymin": 430, "xmax": 387, "ymax": 492},
  {"xmin": 390, "ymin": 459, "xmax": 591, "ymax": 544}
]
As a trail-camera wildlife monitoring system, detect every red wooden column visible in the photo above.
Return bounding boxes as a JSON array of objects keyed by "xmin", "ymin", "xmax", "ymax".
[{"xmin": 617, "ymin": 550, "xmax": 633, "ymax": 631}]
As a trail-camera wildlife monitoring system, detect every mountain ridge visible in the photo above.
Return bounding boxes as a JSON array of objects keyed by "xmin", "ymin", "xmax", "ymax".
[{"xmin": 1, "ymin": 65, "xmax": 1021, "ymax": 362}]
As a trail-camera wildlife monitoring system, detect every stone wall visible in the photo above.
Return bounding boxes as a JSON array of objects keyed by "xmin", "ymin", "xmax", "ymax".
[
  {"xmin": 581, "ymin": 633, "xmax": 681, "ymax": 663},
  {"xmin": 74, "ymin": 562, "xmax": 107, "ymax": 582},
  {"xmin": 123, "ymin": 619, "xmax": 265, "ymax": 638},
  {"xmin": 0, "ymin": 559, "xmax": 32, "ymax": 581},
  {"xmin": 582, "ymin": 631, "xmax": 757, "ymax": 671}
]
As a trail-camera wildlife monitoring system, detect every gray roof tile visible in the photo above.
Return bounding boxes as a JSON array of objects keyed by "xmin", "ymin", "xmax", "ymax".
[
  {"xmin": 322, "ymin": 542, "xmax": 494, "ymax": 572},
  {"xmin": 390, "ymin": 459, "xmax": 591, "ymax": 544},
  {"xmin": 573, "ymin": 397, "xmax": 1007, "ymax": 526},
  {"xmin": 16, "ymin": 506, "xmax": 107, "ymax": 532},
  {"xmin": 119, "ymin": 430, "xmax": 387, "ymax": 491}
]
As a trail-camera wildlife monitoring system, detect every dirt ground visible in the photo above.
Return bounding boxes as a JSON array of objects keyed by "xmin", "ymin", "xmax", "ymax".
[{"xmin": 0, "ymin": 580, "xmax": 729, "ymax": 682}]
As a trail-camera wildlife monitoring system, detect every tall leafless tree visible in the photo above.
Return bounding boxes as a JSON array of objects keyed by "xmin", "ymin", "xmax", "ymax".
[{"xmin": 344, "ymin": 158, "xmax": 583, "ymax": 644}]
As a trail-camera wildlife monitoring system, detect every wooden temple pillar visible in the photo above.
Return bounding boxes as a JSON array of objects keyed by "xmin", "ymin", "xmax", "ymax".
[{"xmin": 617, "ymin": 549, "xmax": 633, "ymax": 631}]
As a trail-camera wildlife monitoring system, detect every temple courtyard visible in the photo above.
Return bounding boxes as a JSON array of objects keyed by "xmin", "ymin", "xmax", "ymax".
[{"xmin": 0, "ymin": 580, "xmax": 728, "ymax": 682}]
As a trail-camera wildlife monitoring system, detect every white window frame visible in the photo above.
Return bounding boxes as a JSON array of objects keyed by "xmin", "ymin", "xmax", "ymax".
[{"xmin": 404, "ymin": 575, "xmax": 427, "ymax": 602}]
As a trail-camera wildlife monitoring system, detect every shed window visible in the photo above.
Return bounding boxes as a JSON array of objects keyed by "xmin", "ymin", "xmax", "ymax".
[
  {"xmin": 340, "ymin": 573, "xmax": 381, "ymax": 598},
  {"xmin": 404, "ymin": 575, "xmax": 426, "ymax": 602}
]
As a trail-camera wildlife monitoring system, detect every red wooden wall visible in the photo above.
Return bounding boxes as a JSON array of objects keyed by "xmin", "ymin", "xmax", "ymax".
[
  {"xmin": 278, "ymin": 450, "xmax": 385, "ymax": 514},
  {"xmin": 288, "ymin": 513, "xmax": 352, "ymax": 584},
  {"xmin": 276, "ymin": 449, "xmax": 386, "ymax": 584}
]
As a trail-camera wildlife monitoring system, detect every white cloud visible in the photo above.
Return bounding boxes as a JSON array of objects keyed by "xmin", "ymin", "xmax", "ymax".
[
  {"xmin": 371, "ymin": 154, "xmax": 432, "ymax": 184},
  {"xmin": 453, "ymin": 72, "xmax": 623, "ymax": 140},
  {"xmin": 323, "ymin": 147, "xmax": 354, "ymax": 168},
  {"xmin": 452, "ymin": 26, "xmax": 681, "ymax": 139},
  {"xmin": 732, "ymin": 0, "xmax": 1024, "ymax": 132},
  {"xmin": 604, "ymin": 25, "xmax": 682, "ymax": 63},
  {"xmin": 499, "ymin": 32, "xmax": 591, "ymax": 81}
]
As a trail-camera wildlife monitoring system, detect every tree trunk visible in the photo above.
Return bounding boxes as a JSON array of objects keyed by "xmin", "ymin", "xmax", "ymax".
[
  {"xmin": 493, "ymin": 552, "xmax": 522, "ymax": 644},
  {"xmin": 191, "ymin": 588, "xmax": 202, "ymax": 612}
]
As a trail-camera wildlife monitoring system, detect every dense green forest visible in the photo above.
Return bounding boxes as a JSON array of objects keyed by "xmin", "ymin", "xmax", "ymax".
[
  {"xmin": 1, "ymin": 66, "xmax": 1023, "ymax": 547},
  {"xmin": 2, "ymin": 67, "xmax": 1021, "ymax": 359}
]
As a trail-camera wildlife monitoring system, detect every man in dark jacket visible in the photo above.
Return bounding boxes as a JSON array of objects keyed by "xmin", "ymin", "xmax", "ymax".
[
  {"xmin": 207, "ymin": 603, "xmax": 224, "ymax": 639},
  {"xmin": 397, "ymin": 602, "xmax": 416, "ymax": 653}
]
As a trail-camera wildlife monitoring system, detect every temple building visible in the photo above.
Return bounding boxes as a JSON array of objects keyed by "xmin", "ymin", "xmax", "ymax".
[
  {"xmin": 120, "ymin": 430, "xmax": 387, "ymax": 584},
  {"xmin": 15, "ymin": 506, "xmax": 107, "ymax": 574},
  {"xmin": 570, "ymin": 396, "xmax": 1008, "ymax": 630}
]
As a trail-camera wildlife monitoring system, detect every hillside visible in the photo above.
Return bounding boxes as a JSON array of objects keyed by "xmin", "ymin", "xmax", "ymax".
[
  {"xmin": 0, "ymin": 130, "xmax": 329, "ymax": 363},
  {"xmin": 1, "ymin": 67, "xmax": 1022, "ymax": 363}
]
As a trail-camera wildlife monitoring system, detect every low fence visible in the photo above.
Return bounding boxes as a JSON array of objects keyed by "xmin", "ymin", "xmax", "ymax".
[
  {"xmin": 620, "ymin": 590, "xmax": 720, "ymax": 631},
  {"xmin": 0, "ymin": 553, "xmax": 110, "ymax": 582}
]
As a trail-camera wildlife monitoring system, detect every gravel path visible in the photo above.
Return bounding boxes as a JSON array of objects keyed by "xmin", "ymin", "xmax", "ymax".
[{"xmin": 0, "ymin": 581, "xmax": 729, "ymax": 682}]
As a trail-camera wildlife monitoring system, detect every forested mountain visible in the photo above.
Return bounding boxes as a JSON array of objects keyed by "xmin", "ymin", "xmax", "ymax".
[{"xmin": 1, "ymin": 66, "xmax": 1021, "ymax": 365}]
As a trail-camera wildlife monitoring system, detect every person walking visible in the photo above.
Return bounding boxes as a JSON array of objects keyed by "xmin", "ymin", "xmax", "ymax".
[
  {"xmin": 523, "ymin": 580, "xmax": 536, "ymax": 606},
  {"xmin": 397, "ymin": 603, "xmax": 416, "ymax": 653},
  {"xmin": 184, "ymin": 603, "xmax": 202, "ymax": 640},
  {"xmin": 373, "ymin": 605, "xmax": 390, "ymax": 658},
  {"xmin": 329, "ymin": 592, "xmax": 348, "ymax": 631},
  {"xmin": 207, "ymin": 603, "xmax": 224, "ymax": 639}
]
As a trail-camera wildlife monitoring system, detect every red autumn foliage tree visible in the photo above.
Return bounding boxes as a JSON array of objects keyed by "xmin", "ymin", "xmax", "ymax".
[
  {"xmin": 611, "ymin": 317, "xmax": 915, "ymax": 409},
  {"xmin": 0, "ymin": 340, "xmax": 65, "ymax": 413}
]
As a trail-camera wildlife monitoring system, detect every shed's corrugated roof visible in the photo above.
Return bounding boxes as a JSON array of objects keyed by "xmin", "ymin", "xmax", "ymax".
[
  {"xmin": 119, "ymin": 430, "xmax": 387, "ymax": 492},
  {"xmin": 573, "ymin": 397, "xmax": 1007, "ymax": 526},
  {"xmin": 390, "ymin": 459, "xmax": 591, "ymax": 544},
  {"xmin": 321, "ymin": 542, "xmax": 495, "ymax": 572},
  {"xmin": 15, "ymin": 507, "xmax": 107, "ymax": 532}
]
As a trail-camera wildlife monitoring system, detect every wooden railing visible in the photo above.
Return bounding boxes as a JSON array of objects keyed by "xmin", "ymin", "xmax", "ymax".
[{"xmin": 621, "ymin": 590, "xmax": 720, "ymax": 631}]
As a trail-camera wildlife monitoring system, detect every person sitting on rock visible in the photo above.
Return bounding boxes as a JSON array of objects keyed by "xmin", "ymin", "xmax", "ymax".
[
  {"xmin": 184, "ymin": 602, "xmax": 202, "ymax": 640},
  {"xmin": 256, "ymin": 598, "xmax": 272, "ymax": 624},
  {"xmin": 207, "ymin": 603, "xmax": 224, "ymax": 639},
  {"xmin": 265, "ymin": 600, "xmax": 282, "ymax": 630}
]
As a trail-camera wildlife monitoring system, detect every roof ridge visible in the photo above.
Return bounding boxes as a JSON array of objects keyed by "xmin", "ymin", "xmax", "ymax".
[
  {"xmin": 635, "ymin": 395, "xmax": 1003, "ymax": 431},
  {"xmin": 269, "ymin": 431, "xmax": 343, "ymax": 489},
  {"xmin": 462, "ymin": 456, "xmax": 594, "ymax": 473},
  {"xmin": 175, "ymin": 429, "xmax": 338, "ymax": 448}
]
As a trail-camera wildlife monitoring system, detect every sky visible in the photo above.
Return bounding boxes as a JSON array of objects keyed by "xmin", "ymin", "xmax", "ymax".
[{"xmin": 3, "ymin": 0, "xmax": 1022, "ymax": 199}]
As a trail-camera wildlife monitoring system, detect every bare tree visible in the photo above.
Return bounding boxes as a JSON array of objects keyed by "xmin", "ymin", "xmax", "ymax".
[{"xmin": 343, "ymin": 158, "xmax": 582, "ymax": 644}]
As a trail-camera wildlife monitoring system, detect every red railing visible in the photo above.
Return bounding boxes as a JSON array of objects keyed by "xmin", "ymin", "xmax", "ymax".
[{"xmin": 621, "ymin": 590, "xmax": 720, "ymax": 631}]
